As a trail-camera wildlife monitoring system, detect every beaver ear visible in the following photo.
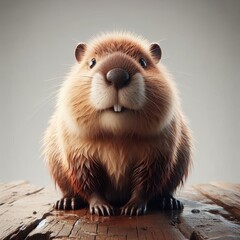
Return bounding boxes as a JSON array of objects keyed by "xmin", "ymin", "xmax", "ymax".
[
  {"xmin": 75, "ymin": 43, "xmax": 87, "ymax": 63},
  {"xmin": 150, "ymin": 43, "xmax": 162, "ymax": 63}
]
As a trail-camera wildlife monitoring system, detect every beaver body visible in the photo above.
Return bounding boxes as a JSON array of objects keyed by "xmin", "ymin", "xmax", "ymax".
[{"xmin": 44, "ymin": 32, "xmax": 193, "ymax": 216}]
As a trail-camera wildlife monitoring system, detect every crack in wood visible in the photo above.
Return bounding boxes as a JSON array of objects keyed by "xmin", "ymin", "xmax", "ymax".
[
  {"xmin": 5, "ymin": 188, "xmax": 45, "ymax": 206},
  {"xmin": 5, "ymin": 212, "xmax": 53, "ymax": 240},
  {"xmin": 25, "ymin": 188, "xmax": 45, "ymax": 197},
  {"xmin": 135, "ymin": 226, "xmax": 139, "ymax": 239},
  {"xmin": 51, "ymin": 220, "xmax": 65, "ymax": 238},
  {"xmin": 189, "ymin": 230, "xmax": 206, "ymax": 240},
  {"xmin": 68, "ymin": 219, "xmax": 79, "ymax": 238},
  {"xmin": 6, "ymin": 219, "xmax": 41, "ymax": 240}
]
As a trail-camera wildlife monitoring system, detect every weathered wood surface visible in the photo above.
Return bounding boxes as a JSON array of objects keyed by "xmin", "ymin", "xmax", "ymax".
[
  {"xmin": 0, "ymin": 182, "xmax": 239, "ymax": 240},
  {"xmin": 194, "ymin": 183, "xmax": 240, "ymax": 219}
]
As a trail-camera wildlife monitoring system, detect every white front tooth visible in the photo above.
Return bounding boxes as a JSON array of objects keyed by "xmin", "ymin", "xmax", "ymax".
[
  {"xmin": 118, "ymin": 105, "xmax": 122, "ymax": 112},
  {"xmin": 113, "ymin": 104, "xmax": 122, "ymax": 112}
]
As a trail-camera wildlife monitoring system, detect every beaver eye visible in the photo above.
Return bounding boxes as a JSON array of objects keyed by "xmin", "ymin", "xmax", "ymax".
[
  {"xmin": 89, "ymin": 58, "xmax": 96, "ymax": 68},
  {"xmin": 139, "ymin": 58, "xmax": 147, "ymax": 68}
]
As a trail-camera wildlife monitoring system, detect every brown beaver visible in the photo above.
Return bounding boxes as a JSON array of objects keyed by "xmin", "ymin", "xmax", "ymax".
[{"xmin": 43, "ymin": 32, "xmax": 193, "ymax": 216}]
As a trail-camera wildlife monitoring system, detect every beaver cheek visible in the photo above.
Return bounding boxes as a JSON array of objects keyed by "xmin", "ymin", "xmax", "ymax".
[
  {"xmin": 90, "ymin": 73, "xmax": 117, "ymax": 110},
  {"xmin": 119, "ymin": 73, "xmax": 146, "ymax": 110}
]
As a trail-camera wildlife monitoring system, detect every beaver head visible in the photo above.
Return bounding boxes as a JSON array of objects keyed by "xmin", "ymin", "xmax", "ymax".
[{"xmin": 58, "ymin": 32, "xmax": 178, "ymax": 138}]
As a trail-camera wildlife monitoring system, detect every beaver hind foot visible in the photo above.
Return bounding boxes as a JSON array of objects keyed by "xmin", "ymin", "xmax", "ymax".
[
  {"xmin": 149, "ymin": 195, "xmax": 184, "ymax": 211},
  {"xmin": 164, "ymin": 196, "xmax": 184, "ymax": 210}
]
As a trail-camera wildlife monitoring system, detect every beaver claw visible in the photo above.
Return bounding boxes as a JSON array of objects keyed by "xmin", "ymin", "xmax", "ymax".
[
  {"xmin": 120, "ymin": 196, "xmax": 183, "ymax": 215},
  {"xmin": 121, "ymin": 199, "xmax": 147, "ymax": 216},
  {"xmin": 89, "ymin": 194, "xmax": 114, "ymax": 216},
  {"xmin": 89, "ymin": 203, "xmax": 114, "ymax": 216},
  {"xmin": 150, "ymin": 196, "xmax": 184, "ymax": 210},
  {"xmin": 55, "ymin": 197, "xmax": 86, "ymax": 210}
]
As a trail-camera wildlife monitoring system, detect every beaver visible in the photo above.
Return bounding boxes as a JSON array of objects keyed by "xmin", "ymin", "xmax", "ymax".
[{"xmin": 43, "ymin": 32, "xmax": 193, "ymax": 216}]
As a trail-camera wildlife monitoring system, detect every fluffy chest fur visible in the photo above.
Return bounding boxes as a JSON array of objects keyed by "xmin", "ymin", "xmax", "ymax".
[{"xmin": 77, "ymin": 139, "xmax": 143, "ymax": 188}]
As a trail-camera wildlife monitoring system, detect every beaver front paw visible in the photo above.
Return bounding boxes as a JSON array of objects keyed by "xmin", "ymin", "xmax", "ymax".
[
  {"xmin": 89, "ymin": 194, "xmax": 114, "ymax": 216},
  {"xmin": 121, "ymin": 199, "xmax": 147, "ymax": 216},
  {"xmin": 55, "ymin": 197, "xmax": 86, "ymax": 210}
]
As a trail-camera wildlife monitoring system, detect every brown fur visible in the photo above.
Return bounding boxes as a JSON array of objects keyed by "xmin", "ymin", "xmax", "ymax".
[{"xmin": 43, "ymin": 32, "xmax": 193, "ymax": 215}]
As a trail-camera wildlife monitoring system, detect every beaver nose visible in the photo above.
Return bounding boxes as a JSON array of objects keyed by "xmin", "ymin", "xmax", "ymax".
[{"xmin": 106, "ymin": 68, "xmax": 130, "ymax": 89}]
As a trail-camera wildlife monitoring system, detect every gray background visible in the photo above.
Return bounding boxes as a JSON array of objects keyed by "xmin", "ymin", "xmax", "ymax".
[{"xmin": 0, "ymin": 0, "xmax": 239, "ymax": 187}]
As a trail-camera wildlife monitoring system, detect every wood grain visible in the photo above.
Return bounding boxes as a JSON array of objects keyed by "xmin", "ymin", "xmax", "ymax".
[
  {"xmin": 194, "ymin": 183, "xmax": 240, "ymax": 220},
  {"xmin": 0, "ymin": 182, "xmax": 57, "ymax": 239},
  {"xmin": 179, "ymin": 188, "xmax": 240, "ymax": 239}
]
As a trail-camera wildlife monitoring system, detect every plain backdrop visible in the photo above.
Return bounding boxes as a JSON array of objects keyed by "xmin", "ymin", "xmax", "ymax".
[{"xmin": 0, "ymin": 0, "xmax": 240, "ymax": 187}]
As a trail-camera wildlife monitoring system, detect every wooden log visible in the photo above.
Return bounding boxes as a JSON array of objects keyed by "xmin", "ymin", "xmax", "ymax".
[
  {"xmin": 27, "ymin": 209, "xmax": 187, "ymax": 239},
  {"xmin": 178, "ymin": 187, "xmax": 240, "ymax": 239},
  {"xmin": 1, "ymin": 182, "xmax": 240, "ymax": 239},
  {"xmin": 211, "ymin": 182, "xmax": 240, "ymax": 198},
  {"xmin": 0, "ymin": 181, "xmax": 44, "ymax": 208},
  {"xmin": 194, "ymin": 183, "xmax": 240, "ymax": 220},
  {"xmin": 0, "ymin": 182, "xmax": 58, "ymax": 240}
]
